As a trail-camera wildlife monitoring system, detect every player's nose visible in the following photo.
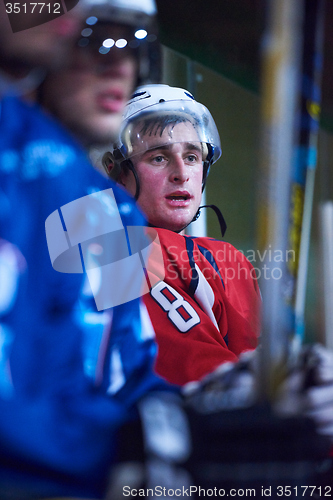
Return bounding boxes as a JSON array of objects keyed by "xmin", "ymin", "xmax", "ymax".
[{"xmin": 170, "ymin": 155, "xmax": 189, "ymax": 183}]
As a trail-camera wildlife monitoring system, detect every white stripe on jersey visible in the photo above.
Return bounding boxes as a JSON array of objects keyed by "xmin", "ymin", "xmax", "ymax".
[
  {"xmin": 193, "ymin": 264, "xmax": 220, "ymax": 332},
  {"xmin": 107, "ymin": 346, "xmax": 126, "ymax": 395},
  {"xmin": 139, "ymin": 301, "xmax": 156, "ymax": 341}
]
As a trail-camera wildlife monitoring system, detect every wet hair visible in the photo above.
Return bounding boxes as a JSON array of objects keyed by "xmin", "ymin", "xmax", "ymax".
[
  {"xmin": 136, "ymin": 114, "xmax": 193, "ymax": 138},
  {"xmin": 130, "ymin": 113, "xmax": 208, "ymax": 160}
]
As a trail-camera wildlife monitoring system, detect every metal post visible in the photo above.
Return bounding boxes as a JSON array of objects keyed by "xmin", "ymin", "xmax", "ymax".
[
  {"xmin": 256, "ymin": 0, "xmax": 303, "ymax": 400},
  {"xmin": 186, "ymin": 58, "xmax": 208, "ymax": 237}
]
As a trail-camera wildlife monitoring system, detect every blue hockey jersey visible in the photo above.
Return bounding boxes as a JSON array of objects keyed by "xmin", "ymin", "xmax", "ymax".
[{"xmin": 0, "ymin": 95, "xmax": 168, "ymax": 498}]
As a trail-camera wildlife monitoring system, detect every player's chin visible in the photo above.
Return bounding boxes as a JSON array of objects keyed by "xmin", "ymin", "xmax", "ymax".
[{"xmin": 165, "ymin": 212, "xmax": 196, "ymax": 233}]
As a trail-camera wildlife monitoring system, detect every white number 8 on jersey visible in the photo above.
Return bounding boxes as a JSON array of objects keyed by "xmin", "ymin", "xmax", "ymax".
[{"xmin": 150, "ymin": 281, "xmax": 200, "ymax": 333}]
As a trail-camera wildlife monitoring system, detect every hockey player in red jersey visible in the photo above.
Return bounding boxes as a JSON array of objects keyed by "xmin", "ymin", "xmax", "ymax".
[
  {"xmin": 102, "ymin": 84, "xmax": 261, "ymax": 385},
  {"xmin": 102, "ymin": 85, "xmax": 333, "ymax": 483}
]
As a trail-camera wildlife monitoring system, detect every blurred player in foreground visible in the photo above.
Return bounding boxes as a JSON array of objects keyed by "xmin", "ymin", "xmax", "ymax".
[
  {"xmin": 0, "ymin": 2, "xmax": 170, "ymax": 499},
  {"xmin": 38, "ymin": 0, "xmax": 161, "ymax": 151}
]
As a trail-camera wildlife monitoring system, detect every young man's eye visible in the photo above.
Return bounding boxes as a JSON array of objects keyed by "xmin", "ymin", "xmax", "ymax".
[
  {"xmin": 152, "ymin": 155, "xmax": 165, "ymax": 163},
  {"xmin": 187, "ymin": 154, "xmax": 199, "ymax": 162}
]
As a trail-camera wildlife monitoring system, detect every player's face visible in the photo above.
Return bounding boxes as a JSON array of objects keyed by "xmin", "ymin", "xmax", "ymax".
[
  {"xmin": 123, "ymin": 122, "xmax": 204, "ymax": 232},
  {"xmin": 0, "ymin": 3, "xmax": 82, "ymax": 74},
  {"xmin": 41, "ymin": 24, "xmax": 138, "ymax": 146}
]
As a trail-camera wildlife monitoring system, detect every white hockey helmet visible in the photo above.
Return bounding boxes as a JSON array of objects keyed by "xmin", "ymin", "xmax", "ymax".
[
  {"xmin": 81, "ymin": 0, "xmax": 157, "ymax": 27},
  {"xmin": 76, "ymin": 0, "xmax": 160, "ymax": 84},
  {"xmin": 103, "ymin": 84, "xmax": 222, "ymax": 196}
]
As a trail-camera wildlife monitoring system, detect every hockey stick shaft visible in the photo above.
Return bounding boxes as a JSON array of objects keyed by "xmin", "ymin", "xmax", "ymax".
[{"xmin": 289, "ymin": 0, "xmax": 325, "ymax": 348}]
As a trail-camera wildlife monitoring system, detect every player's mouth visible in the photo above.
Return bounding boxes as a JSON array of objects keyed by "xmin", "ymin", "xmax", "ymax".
[
  {"xmin": 165, "ymin": 191, "xmax": 192, "ymax": 206},
  {"xmin": 97, "ymin": 90, "xmax": 125, "ymax": 113}
]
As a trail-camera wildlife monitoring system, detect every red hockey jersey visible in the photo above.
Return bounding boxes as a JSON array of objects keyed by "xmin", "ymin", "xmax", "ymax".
[{"xmin": 143, "ymin": 228, "xmax": 261, "ymax": 386}]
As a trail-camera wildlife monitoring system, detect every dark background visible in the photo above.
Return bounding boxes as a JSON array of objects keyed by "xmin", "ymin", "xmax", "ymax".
[
  {"xmin": 155, "ymin": 0, "xmax": 333, "ymax": 342},
  {"xmin": 156, "ymin": 0, "xmax": 333, "ymax": 132}
]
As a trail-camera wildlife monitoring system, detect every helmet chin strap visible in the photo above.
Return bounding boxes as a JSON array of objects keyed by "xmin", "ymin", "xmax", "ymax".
[
  {"xmin": 192, "ymin": 205, "xmax": 227, "ymax": 237},
  {"xmin": 189, "ymin": 159, "xmax": 227, "ymax": 238},
  {"xmin": 117, "ymin": 158, "xmax": 140, "ymax": 200},
  {"xmin": 127, "ymin": 160, "xmax": 141, "ymax": 201}
]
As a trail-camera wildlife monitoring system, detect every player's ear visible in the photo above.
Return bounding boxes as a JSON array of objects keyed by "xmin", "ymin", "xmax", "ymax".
[{"xmin": 102, "ymin": 152, "xmax": 119, "ymax": 181}]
